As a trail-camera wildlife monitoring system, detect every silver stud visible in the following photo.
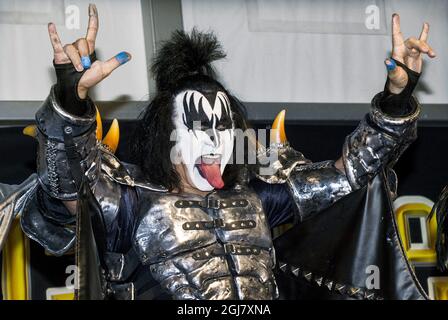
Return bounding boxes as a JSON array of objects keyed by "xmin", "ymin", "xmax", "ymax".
[
  {"xmin": 324, "ymin": 280, "xmax": 333, "ymax": 290},
  {"xmin": 314, "ymin": 276, "xmax": 323, "ymax": 287},
  {"xmin": 303, "ymin": 271, "xmax": 313, "ymax": 282},
  {"xmin": 279, "ymin": 263, "xmax": 288, "ymax": 272},
  {"xmin": 335, "ymin": 283, "xmax": 346, "ymax": 293},
  {"xmin": 349, "ymin": 287, "xmax": 360, "ymax": 296},
  {"xmin": 292, "ymin": 267, "xmax": 300, "ymax": 276},
  {"xmin": 365, "ymin": 292, "xmax": 375, "ymax": 300}
]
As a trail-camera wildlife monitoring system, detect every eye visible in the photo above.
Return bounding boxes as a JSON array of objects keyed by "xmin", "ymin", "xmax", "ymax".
[
  {"xmin": 200, "ymin": 124, "xmax": 211, "ymax": 131},
  {"xmin": 216, "ymin": 124, "xmax": 227, "ymax": 131}
]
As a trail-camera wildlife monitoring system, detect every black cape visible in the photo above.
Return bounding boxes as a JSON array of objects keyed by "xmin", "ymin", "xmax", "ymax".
[{"xmin": 273, "ymin": 172, "xmax": 428, "ymax": 300}]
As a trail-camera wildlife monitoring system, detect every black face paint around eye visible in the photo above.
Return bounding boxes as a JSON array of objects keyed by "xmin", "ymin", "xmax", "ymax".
[{"xmin": 181, "ymin": 91, "xmax": 233, "ymax": 131}]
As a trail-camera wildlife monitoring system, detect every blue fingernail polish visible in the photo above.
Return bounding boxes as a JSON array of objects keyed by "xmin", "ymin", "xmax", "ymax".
[
  {"xmin": 115, "ymin": 52, "xmax": 130, "ymax": 65},
  {"xmin": 386, "ymin": 59, "xmax": 396, "ymax": 71},
  {"xmin": 81, "ymin": 56, "xmax": 91, "ymax": 69}
]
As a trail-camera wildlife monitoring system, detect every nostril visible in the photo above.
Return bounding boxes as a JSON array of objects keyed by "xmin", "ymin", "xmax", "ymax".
[{"xmin": 210, "ymin": 135, "xmax": 215, "ymax": 142}]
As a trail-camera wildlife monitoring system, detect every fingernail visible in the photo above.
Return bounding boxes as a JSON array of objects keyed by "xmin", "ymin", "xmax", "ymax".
[
  {"xmin": 76, "ymin": 64, "xmax": 84, "ymax": 72},
  {"xmin": 81, "ymin": 56, "xmax": 91, "ymax": 69},
  {"xmin": 385, "ymin": 59, "xmax": 396, "ymax": 71},
  {"xmin": 115, "ymin": 52, "xmax": 130, "ymax": 65}
]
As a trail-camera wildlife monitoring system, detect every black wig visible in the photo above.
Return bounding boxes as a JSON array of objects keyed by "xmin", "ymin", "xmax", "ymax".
[{"xmin": 131, "ymin": 29, "xmax": 250, "ymax": 191}]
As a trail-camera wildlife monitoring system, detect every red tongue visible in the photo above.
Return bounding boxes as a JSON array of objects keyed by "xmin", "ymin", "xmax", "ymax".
[{"xmin": 198, "ymin": 162, "xmax": 224, "ymax": 189}]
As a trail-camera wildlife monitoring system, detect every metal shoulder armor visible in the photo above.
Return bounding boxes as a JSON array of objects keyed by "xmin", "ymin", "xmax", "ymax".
[{"xmin": 19, "ymin": 149, "xmax": 166, "ymax": 256}]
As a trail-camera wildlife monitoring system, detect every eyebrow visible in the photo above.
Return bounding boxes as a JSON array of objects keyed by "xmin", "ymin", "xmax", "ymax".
[{"xmin": 181, "ymin": 91, "xmax": 233, "ymax": 130}]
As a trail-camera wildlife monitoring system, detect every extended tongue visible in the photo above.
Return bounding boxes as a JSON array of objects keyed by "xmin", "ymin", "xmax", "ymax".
[{"xmin": 198, "ymin": 162, "xmax": 224, "ymax": 189}]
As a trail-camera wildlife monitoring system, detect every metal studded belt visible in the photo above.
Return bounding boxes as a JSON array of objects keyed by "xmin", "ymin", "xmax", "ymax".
[
  {"xmin": 192, "ymin": 243, "xmax": 263, "ymax": 260},
  {"xmin": 182, "ymin": 218, "xmax": 256, "ymax": 231},
  {"xmin": 175, "ymin": 198, "xmax": 249, "ymax": 210}
]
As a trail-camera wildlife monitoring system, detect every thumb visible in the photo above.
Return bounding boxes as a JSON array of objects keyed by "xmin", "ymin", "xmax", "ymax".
[
  {"xmin": 102, "ymin": 51, "xmax": 132, "ymax": 77},
  {"xmin": 385, "ymin": 59, "xmax": 400, "ymax": 80},
  {"xmin": 385, "ymin": 58, "xmax": 408, "ymax": 93}
]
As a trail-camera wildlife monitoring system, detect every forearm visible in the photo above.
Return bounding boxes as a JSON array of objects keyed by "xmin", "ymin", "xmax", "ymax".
[
  {"xmin": 287, "ymin": 160, "xmax": 352, "ymax": 222},
  {"xmin": 35, "ymin": 84, "xmax": 99, "ymax": 200},
  {"xmin": 342, "ymin": 87, "xmax": 419, "ymax": 190}
]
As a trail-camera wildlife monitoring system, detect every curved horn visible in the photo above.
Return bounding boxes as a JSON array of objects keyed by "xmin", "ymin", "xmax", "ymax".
[
  {"xmin": 270, "ymin": 109, "xmax": 287, "ymax": 145},
  {"xmin": 102, "ymin": 119, "xmax": 120, "ymax": 154},
  {"xmin": 23, "ymin": 125, "xmax": 37, "ymax": 138},
  {"xmin": 95, "ymin": 107, "xmax": 103, "ymax": 141}
]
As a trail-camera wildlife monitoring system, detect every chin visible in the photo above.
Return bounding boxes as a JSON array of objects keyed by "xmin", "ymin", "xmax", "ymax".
[{"xmin": 190, "ymin": 166, "xmax": 214, "ymax": 191}]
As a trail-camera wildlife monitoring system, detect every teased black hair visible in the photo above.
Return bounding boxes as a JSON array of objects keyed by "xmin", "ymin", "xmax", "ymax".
[
  {"xmin": 152, "ymin": 28, "xmax": 226, "ymax": 92},
  {"xmin": 131, "ymin": 29, "xmax": 250, "ymax": 191}
]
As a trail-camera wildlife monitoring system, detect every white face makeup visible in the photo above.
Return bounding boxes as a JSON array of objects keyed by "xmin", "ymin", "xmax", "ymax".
[{"xmin": 172, "ymin": 90, "xmax": 235, "ymax": 191}]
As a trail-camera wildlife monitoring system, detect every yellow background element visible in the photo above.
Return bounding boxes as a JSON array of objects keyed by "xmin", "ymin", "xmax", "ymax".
[
  {"xmin": 395, "ymin": 202, "xmax": 437, "ymax": 263},
  {"xmin": 1, "ymin": 218, "xmax": 29, "ymax": 300}
]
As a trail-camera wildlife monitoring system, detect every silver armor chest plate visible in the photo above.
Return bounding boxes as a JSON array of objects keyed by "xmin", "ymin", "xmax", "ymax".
[{"xmin": 133, "ymin": 186, "xmax": 278, "ymax": 300}]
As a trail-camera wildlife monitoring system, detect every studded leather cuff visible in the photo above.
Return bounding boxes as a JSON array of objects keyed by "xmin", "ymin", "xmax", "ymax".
[
  {"xmin": 287, "ymin": 161, "xmax": 352, "ymax": 222},
  {"xmin": 342, "ymin": 92, "xmax": 420, "ymax": 190},
  {"xmin": 35, "ymin": 86, "xmax": 99, "ymax": 200}
]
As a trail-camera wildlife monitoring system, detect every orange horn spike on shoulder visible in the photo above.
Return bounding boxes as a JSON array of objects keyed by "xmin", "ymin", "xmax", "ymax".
[
  {"xmin": 270, "ymin": 109, "xmax": 287, "ymax": 145},
  {"xmin": 95, "ymin": 107, "xmax": 103, "ymax": 141},
  {"xmin": 102, "ymin": 119, "xmax": 120, "ymax": 154},
  {"xmin": 23, "ymin": 125, "xmax": 37, "ymax": 138}
]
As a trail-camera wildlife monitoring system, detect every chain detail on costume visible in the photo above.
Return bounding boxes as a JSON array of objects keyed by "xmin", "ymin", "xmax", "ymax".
[{"xmin": 45, "ymin": 140, "xmax": 59, "ymax": 197}]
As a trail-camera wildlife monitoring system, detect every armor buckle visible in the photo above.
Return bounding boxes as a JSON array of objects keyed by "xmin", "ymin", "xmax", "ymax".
[
  {"xmin": 213, "ymin": 218, "xmax": 225, "ymax": 228},
  {"xmin": 224, "ymin": 243, "xmax": 236, "ymax": 254},
  {"xmin": 207, "ymin": 198, "xmax": 221, "ymax": 209}
]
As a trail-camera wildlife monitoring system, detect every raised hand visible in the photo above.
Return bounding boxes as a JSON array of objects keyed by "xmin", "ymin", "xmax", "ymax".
[
  {"xmin": 47, "ymin": 4, "xmax": 131, "ymax": 99},
  {"xmin": 385, "ymin": 13, "xmax": 436, "ymax": 94}
]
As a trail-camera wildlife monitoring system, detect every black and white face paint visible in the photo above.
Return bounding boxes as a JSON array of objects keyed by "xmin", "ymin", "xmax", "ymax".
[{"xmin": 172, "ymin": 90, "xmax": 235, "ymax": 191}]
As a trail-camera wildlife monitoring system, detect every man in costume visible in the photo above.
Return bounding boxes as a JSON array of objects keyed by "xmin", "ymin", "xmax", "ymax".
[{"xmin": 0, "ymin": 5, "xmax": 436, "ymax": 299}]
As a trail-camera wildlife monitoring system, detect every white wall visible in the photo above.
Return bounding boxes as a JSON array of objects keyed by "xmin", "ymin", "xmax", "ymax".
[
  {"xmin": 182, "ymin": 0, "xmax": 448, "ymax": 104},
  {"xmin": 0, "ymin": 0, "xmax": 149, "ymax": 101}
]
